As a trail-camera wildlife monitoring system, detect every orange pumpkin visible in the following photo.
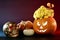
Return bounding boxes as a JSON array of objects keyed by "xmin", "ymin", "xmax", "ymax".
[
  {"xmin": 17, "ymin": 20, "xmax": 33, "ymax": 30},
  {"xmin": 25, "ymin": 21, "xmax": 33, "ymax": 29},
  {"xmin": 33, "ymin": 17, "xmax": 57, "ymax": 34}
]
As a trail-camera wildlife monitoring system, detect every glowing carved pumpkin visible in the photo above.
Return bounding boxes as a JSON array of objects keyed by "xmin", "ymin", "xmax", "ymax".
[
  {"xmin": 33, "ymin": 17, "xmax": 57, "ymax": 34},
  {"xmin": 33, "ymin": 3, "xmax": 57, "ymax": 34}
]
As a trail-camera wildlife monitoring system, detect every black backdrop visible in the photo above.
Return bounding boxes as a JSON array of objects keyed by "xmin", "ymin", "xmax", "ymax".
[{"xmin": 0, "ymin": 0, "xmax": 60, "ymax": 31}]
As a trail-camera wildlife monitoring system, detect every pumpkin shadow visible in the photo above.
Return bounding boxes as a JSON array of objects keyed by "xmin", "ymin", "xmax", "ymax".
[{"xmin": 33, "ymin": 33, "xmax": 54, "ymax": 38}]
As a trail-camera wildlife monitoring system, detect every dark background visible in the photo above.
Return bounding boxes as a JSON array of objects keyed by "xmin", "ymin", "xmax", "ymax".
[{"xmin": 0, "ymin": 0, "xmax": 60, "ymax": 34}]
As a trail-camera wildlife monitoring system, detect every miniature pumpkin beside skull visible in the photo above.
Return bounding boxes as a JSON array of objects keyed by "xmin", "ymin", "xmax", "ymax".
[
  {"xmin": 17, "ymin": 20, "xmax": 34, "ymax": 36},
  {"xmin": 17, "ymin": 20, "xmax": 33, "ymax": 30}
]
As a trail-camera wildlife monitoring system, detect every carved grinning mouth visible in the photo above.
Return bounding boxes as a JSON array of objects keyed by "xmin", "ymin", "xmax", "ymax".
[
  {"xmin": 38, "ymin": 29, "xmax": 47, "ymax": 32},
  {"xmin": 37, "ymin": 21, "xmax": 48, "ymax": 33}
]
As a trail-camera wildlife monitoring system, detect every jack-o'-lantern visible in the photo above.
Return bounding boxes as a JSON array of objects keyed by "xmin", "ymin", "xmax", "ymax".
[
  {"xmin": 33, "ymin": 3, "xmax": 57, "ymax": 34},
  {"xmin": 33, "ymin": 17, "xmax": 57, "ymax": 34}
]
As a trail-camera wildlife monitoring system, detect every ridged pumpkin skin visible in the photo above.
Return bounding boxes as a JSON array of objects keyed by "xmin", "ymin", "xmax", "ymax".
[{"xmin": 33, "ymin": 17, "xmax": 57, "ymax": 34}]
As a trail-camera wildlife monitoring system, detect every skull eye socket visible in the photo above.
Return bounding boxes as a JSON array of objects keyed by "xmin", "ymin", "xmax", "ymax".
[
  {"xmin": 43, "ymin": 21, "xmax": 48, "ymax": 26},
  {"xmin": 37, "ymin": 22, "xmax": 40, "ymax": 26}
]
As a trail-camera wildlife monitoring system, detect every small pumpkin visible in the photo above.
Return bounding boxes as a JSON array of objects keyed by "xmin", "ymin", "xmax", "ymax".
[
  {"xmin": 25, "ymin": 21, "xmax": 33, "ymax": 29},
  {"xmin": 17, "ymin": 20, "xmax": 34, "ymax": 36},
  {"xmin": 33, "ymin": 17, "xmax": 57, "ymax": 34},
  {"xmin": 17, "ymin": 20, "xmax": 33, "ymax": 30}
]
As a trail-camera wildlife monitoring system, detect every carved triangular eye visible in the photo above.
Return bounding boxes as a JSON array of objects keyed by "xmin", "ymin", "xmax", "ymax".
[
  {"xmin": 43, "ymin": 21, "xmax": 48, "ymax": 26},
  {"xmin": 37, "ymin": 22, "xmax": 40, "ymax": 26}
]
